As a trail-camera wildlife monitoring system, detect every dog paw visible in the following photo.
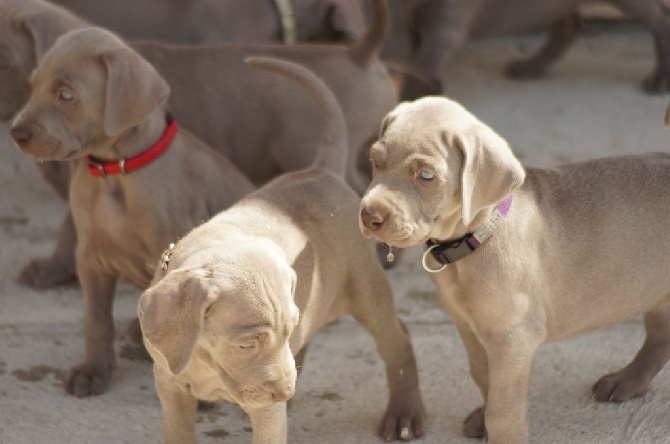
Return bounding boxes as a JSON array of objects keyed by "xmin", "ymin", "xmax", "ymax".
[
  {"xmin": 641, "ymin": 70, "xmax": 670, "ymax": 94},
  {"xmin": 504, "ymin": 60, "xmax": 547, "ymax": 80},
  {"xmin": 463, "ymin": 406, "xmax": 487, "ymax": 439},
  {"xmin": 591, "ymin": 371, "xmax": 650, "ymax": 403},
  {"xmin": 17, "ymin": 257, "xmax": 77, "ymax": 289},
  {"xmin": 378, "ymin": 397, "xmax": 427, "ymax": 441},
  {"xmin": 64, "ymin": 361, "xmax": 114, "ymax": 398}
]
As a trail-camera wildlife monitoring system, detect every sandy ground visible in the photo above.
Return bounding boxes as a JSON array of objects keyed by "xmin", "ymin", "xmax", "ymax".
[{"xmin": 1, "ymin": 21, "xmax": 670, "ymax": 444}]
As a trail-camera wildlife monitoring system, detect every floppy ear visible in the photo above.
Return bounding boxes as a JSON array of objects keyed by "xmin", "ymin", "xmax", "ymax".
[
  {"xmin": 99, "ymin": 46, "xmax": 170, "ymax": 136},
  {"xmin": 454, "ymin": 124, "xmax": 525, "ymax": 225},
  {"xmin": 138, "ymin": 270, "xmax": 212, "ymax": 375}
]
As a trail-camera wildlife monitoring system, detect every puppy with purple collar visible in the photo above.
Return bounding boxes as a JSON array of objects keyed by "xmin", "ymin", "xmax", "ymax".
[{"xmin": 360, "ymin": 96, "xmax": 670, "ymax": 443}]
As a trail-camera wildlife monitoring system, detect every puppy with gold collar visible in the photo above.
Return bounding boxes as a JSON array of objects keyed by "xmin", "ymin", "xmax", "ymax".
[
  {"xmin": 360, "ymin": 96, "xmax": 670, "ymax": 443},
  {"xmin": 138, "ymin": 57, "xmax": 426, "ymax": 444}
]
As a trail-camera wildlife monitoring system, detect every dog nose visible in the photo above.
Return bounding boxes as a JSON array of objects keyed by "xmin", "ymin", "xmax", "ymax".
[
  {"xmin": 11, "ymin": 125, "xmax": 32, "ymax": 147},
  {"xmin": 360, "ymin": 207, "xmax": 386, "ymax": 231},
  {"xmin": 267, "ymin": 380, "xmax": 295, "ymax": 402}
]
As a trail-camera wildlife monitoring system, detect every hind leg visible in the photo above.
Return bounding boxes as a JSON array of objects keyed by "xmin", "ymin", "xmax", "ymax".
[
  {"xmin": 348, "ymin": 270, "xmax": 426, "ymax": 442},
  {"xmin": 18, "ymin": 160, "xmax": 77, "ymax": 289},
  {"xmin": 505, "ymin": 14, "xmax": 582, "ymax": 80},
  {"xmin": 592, "ymin": 307, "xmax": 670, "ymax": 402}
]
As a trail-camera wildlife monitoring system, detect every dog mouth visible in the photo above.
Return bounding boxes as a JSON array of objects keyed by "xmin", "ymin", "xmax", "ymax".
[{"xmin": 19, "ymin": 139, "xmax": 78, "ymax": 162}]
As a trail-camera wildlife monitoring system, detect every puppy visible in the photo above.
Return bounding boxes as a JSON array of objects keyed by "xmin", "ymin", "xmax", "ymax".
[
  {"xmin": 400, "ymin": 0, "xmax": 670, "ymax": 100},
  {"xmin": 0, "ymin": 0, "xmax": 397, "ymax": 289},
  {"xmin": 10, "ymin": 27, "xmax": 255, "ymax": 397},
  {"xmin": 138, "ymin": 57, "xmax": 426, "ymax": 444},
  {"xmin": 359, "ymin": 96, "xmax": 670, "ymax": 443}
]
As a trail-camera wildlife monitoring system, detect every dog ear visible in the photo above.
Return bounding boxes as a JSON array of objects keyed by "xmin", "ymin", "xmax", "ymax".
[
  {"xmin": 99, "ymin": 46, "xmax": 170, "ymax": 136},
  {"xmin": 138, "ymin": 270, "xmax": 212, "ymax": 375},
  {"xmin": 454, "ymin": 124, "xmax": 525, "ymax": 225},
  {"xmin": 18, "ymin": 11, "xmax": 80, "ymax": 63}
]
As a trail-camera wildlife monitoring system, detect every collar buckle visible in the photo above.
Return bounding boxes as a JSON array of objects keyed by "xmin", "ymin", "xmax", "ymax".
[
  {"xmin": 421, "ymin": 194, "xmax": 513, "ymax": 273},
  {"xmin": 88, "ymin": 157, "xmax": 106, "ymax": 178}
]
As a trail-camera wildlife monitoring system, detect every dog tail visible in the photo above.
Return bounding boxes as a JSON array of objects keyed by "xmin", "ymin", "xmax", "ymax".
[
  {"xmin": 349, "ymin": 0, "xmax": 390, "ymax": 66},
  {"xmin": 245, "ymin": 56, "xmax": 347, "ymax": 176}
]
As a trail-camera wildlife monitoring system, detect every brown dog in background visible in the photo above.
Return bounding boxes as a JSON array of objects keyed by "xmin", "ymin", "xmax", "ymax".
[
  {"xmin": 399, "ymin": 0, "xmax": 670, "ymax": 100},
  {"xmin": 50, "ymin": 0, "xmax": 366, "ymax": 45}
]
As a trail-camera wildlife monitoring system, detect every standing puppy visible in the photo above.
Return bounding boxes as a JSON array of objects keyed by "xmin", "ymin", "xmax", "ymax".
[
  {"xmin": 400, "ymin": 0, "xmax": 670, "ymax": 100},
  {"xmin": 138, "ymin": 57, "xmax": 426, "ymax": 444},
  {"xmin": 10, "ymin": 27, "xmax": 255, "ymax": 397},
  {"xmin": 359, "ymin": 97, "xmax": 670, "ymax": 443}
]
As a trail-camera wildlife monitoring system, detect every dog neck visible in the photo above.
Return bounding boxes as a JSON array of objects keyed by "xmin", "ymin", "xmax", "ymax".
[
  {"xmin": 86, "ymin": 113, "xmax": 177, "ymax": 178},
  {"xmin": 422, "ymin": 195, "xmax": 513, "ymax": 273}
]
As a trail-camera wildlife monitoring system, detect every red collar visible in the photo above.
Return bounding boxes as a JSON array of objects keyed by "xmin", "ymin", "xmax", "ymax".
[{"xmin": 86, "ymin": 116, "xmax": 178, "ymax": 177}]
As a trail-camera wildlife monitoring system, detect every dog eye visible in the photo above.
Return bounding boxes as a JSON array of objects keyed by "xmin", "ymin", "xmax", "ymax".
[
  {"xmin": 58, "ymin": 89, "xmax": 74, "ymax": 102},
  {"xmin": 418, "ymin": 171, "xmax": 434, "ymax": 180},
  {"xmin": 239, "ymin": 343, "xmax": 257, "ymax": 350},
  {"xmin": 0, "ymin": 58, "xmax": 8, "ymax": 69}
]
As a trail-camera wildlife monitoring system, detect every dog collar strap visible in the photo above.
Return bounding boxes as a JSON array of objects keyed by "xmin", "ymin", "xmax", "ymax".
[
  {"xmin": 422, "ymin": 194, "xmax": 513, "ymax": 273},
  {"xmin": 86, "ymin": 116, "xmax": 178, "ymax": 178}
]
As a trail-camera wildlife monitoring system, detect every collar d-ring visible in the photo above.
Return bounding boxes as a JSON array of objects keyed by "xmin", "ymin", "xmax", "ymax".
[{"xmin": 422, "ymin": 244, "xmax": 447, "ymax": 273}]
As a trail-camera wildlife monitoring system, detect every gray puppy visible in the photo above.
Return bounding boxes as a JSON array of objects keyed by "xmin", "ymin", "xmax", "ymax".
[
  {"xmin": 360, "ymin": 96, "xmax": 670, "ymax": 443},
  {"xmin": 139, "ymin": 57, "xmax": 426, "ymax": 443}
]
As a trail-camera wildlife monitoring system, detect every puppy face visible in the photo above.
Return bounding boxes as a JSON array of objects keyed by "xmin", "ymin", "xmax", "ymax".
[
  {"xmin": 10, "ymin": 26, "xmax": 169, "ymax": 161},
  {"xmin": 139, "ymin": 240, "xmax": 301, "ymax": 409},
  {"xmin": 360, "ymin": 97, "xmax": 525, "ymax": 246}
]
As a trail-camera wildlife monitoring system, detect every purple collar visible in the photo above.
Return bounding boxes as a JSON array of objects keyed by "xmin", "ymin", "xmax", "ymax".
[{"xmin": 422, "ymin": 195, "xmax": 513, "ymax": 273}]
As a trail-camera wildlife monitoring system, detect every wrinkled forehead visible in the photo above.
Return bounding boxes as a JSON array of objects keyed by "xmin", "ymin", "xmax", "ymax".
[
  {"xmin": 375, "ymin": 97, "xmax": 482, "ymax": 160},
  {"xmin": 32, "ymin": 28, "xmax": 124, "ymax": 83},
  {"xmin": 388, "ymin": 97, "xmax": 481, "ymax": 136}
]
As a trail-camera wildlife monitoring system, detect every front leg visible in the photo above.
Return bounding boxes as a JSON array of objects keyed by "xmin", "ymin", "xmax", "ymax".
[
  {"xmin": 155, "ymin": 375, "xmax": 199, "ymax": 444},
  {"xmin": 245, "ymin": 402, "xmax": 288, "ymax": 444},
  {"xmin": 64, "ymin": 258, "xmax": 117, "ymax": 397},
  {"xmin": 483, "ymin": 329, "xmax": 542, "ymax": 444},
  {"xmin": 454, "ymin": 322, "xmax": 489, "ymax": 439},
  {"xmin": 349, "ymin": 275, "xmax": 426, "ymax": 442}
]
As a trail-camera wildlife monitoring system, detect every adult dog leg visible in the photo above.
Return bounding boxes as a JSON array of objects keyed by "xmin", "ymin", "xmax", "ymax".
[
  {"xmin": 615, "ymin": 0, "xmax": 670, "ymax": 93},
  {"xmin": 505, "ymin": 14, "xmax": 582, "ymax": 80}
]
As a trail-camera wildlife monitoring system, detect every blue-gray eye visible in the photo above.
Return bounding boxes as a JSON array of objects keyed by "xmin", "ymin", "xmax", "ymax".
[
  {"xmin": 59, "ymin": 89, "xmax": 74, "ymax": 101},
  {"xmin": 0, "ymin": 58, "xmax": 8, "ymax": 69},
  {"xmin": 419, "ymin": 171, "xmax": 434, "ymax": 180}
]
